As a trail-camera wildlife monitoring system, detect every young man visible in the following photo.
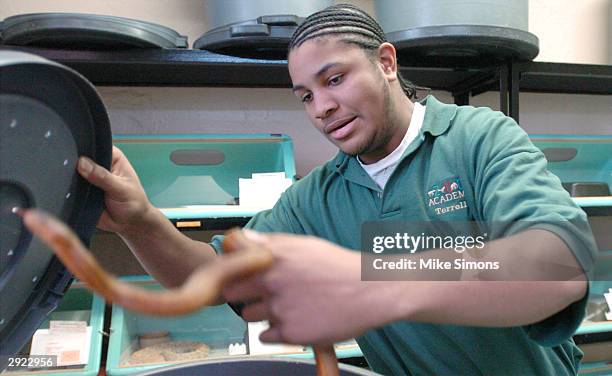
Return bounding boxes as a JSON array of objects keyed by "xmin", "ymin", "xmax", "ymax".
[{"xmin": 55, "ymin": 4, "xmax": 596, "ymax": 375}]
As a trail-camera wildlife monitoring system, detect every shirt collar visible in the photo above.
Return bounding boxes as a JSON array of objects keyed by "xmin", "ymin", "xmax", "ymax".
[
  {"xmin": 332, "ymin": 95, "xmax": 458, "ymax": 187},
  {"xmin": 419, "ymin": 95, "xmax": 457, "ymax": 137}
]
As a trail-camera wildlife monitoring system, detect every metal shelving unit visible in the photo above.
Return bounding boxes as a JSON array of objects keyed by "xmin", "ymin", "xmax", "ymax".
[
  {"xmin": 2, "ymin": 46, "xmax": 610, "ymax": 123},
  {"xmin": 0, "ymin": 46, "xmax": 487, "ymax": 91},
  {"xmin": 458, "ymin": 60, "xmax": 612, "ymax": 122},
  {"xmin": 2, "ymin": 45, "xmax": 609, "ymax": 370}
]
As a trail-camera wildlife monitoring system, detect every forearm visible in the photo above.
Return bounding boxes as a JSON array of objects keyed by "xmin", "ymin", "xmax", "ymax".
[
  {"xmin": 118, "ymin": 204, "xmax": 217, "ymax": 288},
  {"xmin": 362, "ymin": 229, "xmax": 587, "ymax": 328},
  {"xmin": 221, "ymin": 229, "xmax": 588, "ymax": 345},
  {"xmin": 373, "ymin": 279, "xmax": 584, "ymax": 328}
]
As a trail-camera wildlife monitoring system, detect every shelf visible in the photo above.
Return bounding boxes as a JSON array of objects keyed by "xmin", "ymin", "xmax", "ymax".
[
  {"xmin": 0, "ymin": 46, "xmax": 292, "ymax": 87},
  {"xmin": 2, "ymin": 46, "xmax": 610, "ymax": 125},
  {"xmin": 161, "ymin": 206, "xmax": 262, "ymax": 230},
  {"xmin": 473, "ymin": 62, "xmax": 612, "ymax": 96},
  {"xmin": 516, "ymin": 62, "xmax": 612, "ymax": 95},
  {"xmin": 0, "ymin": 46, "xmax": 492, "ymax": 92},
  {"xmin": 2, "ymin": 46, "xmax": 611, "ymax": 95},
  {"xmin": 0, "ymin": 47, "xmax": 528, "ymax": 92}
]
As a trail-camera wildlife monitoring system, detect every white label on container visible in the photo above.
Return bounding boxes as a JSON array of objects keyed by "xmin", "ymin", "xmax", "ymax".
[{"xmin": 30, "ymin": 323, "xmax": 91, "ymax": 366}]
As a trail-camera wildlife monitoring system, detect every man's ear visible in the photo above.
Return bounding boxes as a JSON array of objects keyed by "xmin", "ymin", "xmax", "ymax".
[{"xmin": 378, "ymin": 42, "xmax": 398, "ymax": 82}]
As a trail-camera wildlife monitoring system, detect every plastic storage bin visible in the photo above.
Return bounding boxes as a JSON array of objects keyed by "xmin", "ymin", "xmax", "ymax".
[
  {"xmin": 105, "ymin": 277, "xmax": 363, "ymax": 375},
  {"xmin": 530, "ymin": 135, "xmax": 612, "ymax": 374},
  {"xmin": 1, "ymin": 283, "xmax": 105, "ymax": 376},
  {"xmin": 530, "ymin": 134, "xmax": 611, "ymax": 198},
  {"xmin": 113, "ymin": 134, "xmax": 296, "ymax": 224},
  {"xmin": 531, "ymin": 134, "xmax": 611, "ymax": 279},
  {"xmin": 531, "ymin": 134, "xmax": 611, "ymax": 274},
  {"xmin": 105, "ymin": 276, "xmax": 248, "ymax": 375}
]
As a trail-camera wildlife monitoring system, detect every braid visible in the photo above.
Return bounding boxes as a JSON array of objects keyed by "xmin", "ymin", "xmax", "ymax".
[{"xmin": 289, "ymin": 4, "xmax": 417, "ymax": 99}]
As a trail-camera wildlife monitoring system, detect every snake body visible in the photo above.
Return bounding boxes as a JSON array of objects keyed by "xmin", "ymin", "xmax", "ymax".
[{"xmin": 21, "ymin": 209, "xmax": 339, "ymax": 376}]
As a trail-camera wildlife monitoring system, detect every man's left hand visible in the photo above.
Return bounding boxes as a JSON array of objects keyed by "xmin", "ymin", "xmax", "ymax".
[{"xmin": 222, "ymin": 231, "xmax": 376, "ymax": 345}]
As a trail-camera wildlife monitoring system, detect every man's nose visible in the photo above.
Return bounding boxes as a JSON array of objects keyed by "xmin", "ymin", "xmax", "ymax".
[{"xmin": 314, "ymin": 94, "xmax": 338, "ymax": 120}]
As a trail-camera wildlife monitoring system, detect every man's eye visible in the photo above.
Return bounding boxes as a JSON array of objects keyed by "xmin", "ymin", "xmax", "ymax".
[
  {"xmin": 328, "ymin": 74, "xmax": 343, "ymax": 86},
  {"xmin": 301, "ymin": 93, "xmax": 313, "ymax": 103}
]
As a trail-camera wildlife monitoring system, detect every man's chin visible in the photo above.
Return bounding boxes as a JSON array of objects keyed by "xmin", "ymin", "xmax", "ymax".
[
  {"xmin": 340, "ymin": 147, "xmax": 368, "ymax": 158},
  {"xmin": 330, "ymin": 135, "xmax": 370, "ymax": 156}
]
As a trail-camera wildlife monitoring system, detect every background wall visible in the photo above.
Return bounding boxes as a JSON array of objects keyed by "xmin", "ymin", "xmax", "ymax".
[
  {"xmin": 1, "ymin": 0, "xmax": 610, "ymax": 176},
  {"xmin": 530, "ymin": 0, "xmax": 610, "ymax": 65}
]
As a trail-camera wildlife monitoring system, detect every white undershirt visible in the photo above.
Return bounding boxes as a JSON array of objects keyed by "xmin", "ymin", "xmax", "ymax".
[{"xmin": 358, "ymin": 102, "xmax": 425, "ymax": 190}]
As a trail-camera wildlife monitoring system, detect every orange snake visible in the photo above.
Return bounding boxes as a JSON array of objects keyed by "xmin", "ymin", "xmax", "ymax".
[{"xmin": 20, "ymin": 208, "xmax": 339, "ymax": 376}]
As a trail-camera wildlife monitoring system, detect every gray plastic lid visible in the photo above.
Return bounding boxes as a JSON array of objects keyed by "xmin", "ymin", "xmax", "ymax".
[
  {"xmin": 0, "ymin": 50, "xmax": 111, "ymax": 370},
  {"xmin": 0, "ymin": 13, "xmax": 188, "ymax": 49},
  {"xmin": 193, "ymin": 15, "xmax": 303, "ymax": 60},
  {"xmin": 388, "ymin": 25, "xmax": 539, "ymax": 63},
  {"xmin": 137, "ymin": 357, "xmax": 379, "ymax": 375}
]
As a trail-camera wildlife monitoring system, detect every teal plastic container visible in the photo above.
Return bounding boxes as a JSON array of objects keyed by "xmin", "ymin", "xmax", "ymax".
[
  {"xmin": 530, "ymin": 135, "xmax": 612, "ymax": 372},
  {"xmin": 530, "ymin": 134, "xmax": 611, "ymax": 283},
  {"xmin": 3, "ymin": 284, "xmax": 105, "ymax": 376},
  {"xmin": 578, "ymin": 361, "xmax": 612, "ymax": 375},
  {"xmin": 531, "ymin": 133, "xmax": 611, "ymax": 270},
  {"xmin": 113, "ymin": 134, "xmax": 296, "ymax": 220},
  {"xmin": 105, "ymin": 276, "xmax": 247, "ymax": 375},
  {"xmin": 530, "ymin": 134, "xmax": 611, "ymax": 193},
  {"xmin": 105, "ymin": 277, "xmax": 362, "ymax": 375}
]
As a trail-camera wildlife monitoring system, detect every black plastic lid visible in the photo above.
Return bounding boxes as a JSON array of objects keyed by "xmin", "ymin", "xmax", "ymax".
[
  {"xmin": 0, "ymin": 50, "xmax": 111, "ymax": 370},
  {"xmin": 0, "ymin": 13, "xmax": 188, "ymax": 50},
  {"xmin": 137, "ymin": 357, "xmax": 378, "ymax": 376},
  {"xmin": 193, "ymin": 15, "xmax": 303, "ymax": 60},
  {"xmin": 387, "ymin": 25, "xmax": 539, "ymax": 64}
]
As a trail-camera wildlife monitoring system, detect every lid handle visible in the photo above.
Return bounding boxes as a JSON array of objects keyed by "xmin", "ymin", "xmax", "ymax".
[
  {"xmin": 258, "ymin": 15, "xmax": 302, "ymax": 27},
  {"xmin": 230, "ymin": 24, "xmax": 270, "ymax": 37}
]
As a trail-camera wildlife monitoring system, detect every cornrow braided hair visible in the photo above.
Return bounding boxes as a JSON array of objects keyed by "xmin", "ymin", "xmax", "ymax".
[{"xmin": 289, "ymin": 3, "xmax": 417, "ymax": 99}]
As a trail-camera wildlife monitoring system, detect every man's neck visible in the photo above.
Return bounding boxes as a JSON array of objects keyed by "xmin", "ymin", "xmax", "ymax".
[{"xmin": 359, "ymin": 94, "xmax": 415, "ymax": 164}]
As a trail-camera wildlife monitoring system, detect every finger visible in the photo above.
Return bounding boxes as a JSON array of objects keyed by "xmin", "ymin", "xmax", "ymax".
[
  {"xmin": 110, "ymin": 145, "xmax": 125, "ymax": 164},
  {"xmin": 77, "ymin": 147, "xmax": 131, "ymax": 198},
  {"xmin": 221, "ymin": 228, "xmax": 247, "ymax": 254},
  {"xmin": 241, "ymin": 301, "xmax": 271, "ymax": 322},
  {"xmin": 241, "ymin": 229, "xmax": 269, "ymax": 244},
  {"xmin": 222, "ymin": 276, "xmax": 266, "ymax": 303},
  {"xmin": 242, "ymin": 230, "xmax": 303, "ymax": 249},
  {"xmin": 222, "ymin": 228, "xmax": 272, "ymax": 253},
  {"xmin": 259, "ymin": 325, "xmax": 283, "ymax": 343},
  {"xmin": 77, "ymin": 156, "xmax": 118, "ymax": 192},
  {"xmin": 243, "ymin": 230, "xmax": 312, "ymax": 251},
  {"xmin": 216, "ymin": 248, "xmax": 273, "ymax": 285}
]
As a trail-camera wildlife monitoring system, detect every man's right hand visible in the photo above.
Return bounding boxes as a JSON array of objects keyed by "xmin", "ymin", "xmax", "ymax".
[{"xmin": 77, "ymin": 145, "xmax": 152, "ymax": 235}]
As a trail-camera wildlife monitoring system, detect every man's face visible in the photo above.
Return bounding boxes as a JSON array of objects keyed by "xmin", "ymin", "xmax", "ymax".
[{"xmin": 288, "ymin": 37, "xmax": 395, "ymax": 160}]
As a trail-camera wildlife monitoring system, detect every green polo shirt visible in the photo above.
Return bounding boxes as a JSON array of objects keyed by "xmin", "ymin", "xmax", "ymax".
[{"xmin": 211, "ymin": 96, "xmax": 597, "ymax": 375}]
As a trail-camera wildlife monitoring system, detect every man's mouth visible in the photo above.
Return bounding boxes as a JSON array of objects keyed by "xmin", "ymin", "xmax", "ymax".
[{"xmin": 324, "ymin": 116, "xmax": 357, "ymax": 140}]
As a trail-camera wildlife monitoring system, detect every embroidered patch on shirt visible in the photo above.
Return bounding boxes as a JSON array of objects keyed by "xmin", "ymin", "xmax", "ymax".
[{"xmin": 427, "ymin": 176, "xmax": 468, "ymax": 215}]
